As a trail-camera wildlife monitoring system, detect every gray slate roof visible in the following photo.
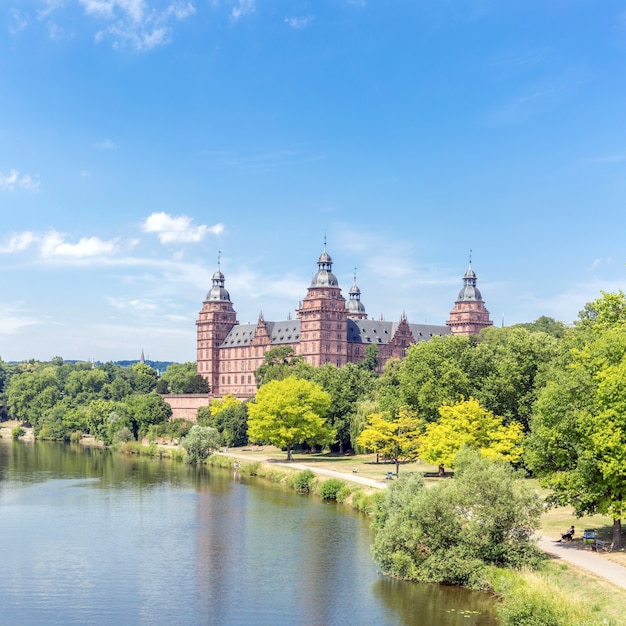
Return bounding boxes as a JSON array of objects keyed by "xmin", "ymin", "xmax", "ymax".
[{"xmin": 221, "ymin": 318, "xmax": 450, "ymax": 348}]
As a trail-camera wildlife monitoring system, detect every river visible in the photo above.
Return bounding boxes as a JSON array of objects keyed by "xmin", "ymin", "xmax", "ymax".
[{"xmin": 0, "ymin": 440, "xmax": 499, "ymax": 625}]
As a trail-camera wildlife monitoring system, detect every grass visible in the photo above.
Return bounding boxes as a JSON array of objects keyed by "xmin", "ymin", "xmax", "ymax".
[
  {"xmin": 489, "ymin": 562, "xmax": 626, "ymax": 625},
  {"xmin": 224, "ymin": 444, "xmax": 444, "ymax": 484}
]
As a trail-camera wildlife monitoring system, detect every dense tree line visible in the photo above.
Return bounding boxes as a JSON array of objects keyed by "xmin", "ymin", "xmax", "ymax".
[{"xmin": 0, "ymin": 359, "xmax": 191, "ymax": 443}]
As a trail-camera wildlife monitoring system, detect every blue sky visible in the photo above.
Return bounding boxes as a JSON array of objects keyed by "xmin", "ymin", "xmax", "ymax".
[{"xmin": 2, "ymin": 1, "xmax": 626, "ymax": 363}]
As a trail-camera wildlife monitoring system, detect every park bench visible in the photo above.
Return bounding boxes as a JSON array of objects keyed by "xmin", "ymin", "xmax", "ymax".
[{"xmin": 590, "ymin": 539, "xmax": 612, "ymax": 553}]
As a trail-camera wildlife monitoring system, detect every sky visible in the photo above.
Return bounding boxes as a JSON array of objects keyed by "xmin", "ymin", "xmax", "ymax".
[{"xmin": 2, "ymin": 1, "xmax": 626, "ymax": 363}]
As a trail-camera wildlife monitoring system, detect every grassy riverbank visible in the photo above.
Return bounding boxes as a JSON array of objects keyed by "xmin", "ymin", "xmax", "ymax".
[{"xmin": 209, "ymin": 446, "xmax": 626, "ymax": 626}]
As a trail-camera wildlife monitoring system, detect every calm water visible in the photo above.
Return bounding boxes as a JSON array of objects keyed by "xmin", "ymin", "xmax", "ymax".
[{"xmin": 0, "ymin": 440, "xmax": 499, "ymax": 625}]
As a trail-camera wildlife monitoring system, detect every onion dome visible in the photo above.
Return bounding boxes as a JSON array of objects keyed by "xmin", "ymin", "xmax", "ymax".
[
  {"xmin": 206, "ymin": 258, "xmax": 231, "ymax": 302},
  {"xmin": 310, "ymin": 242, "xmax": 339, "ymax": 287},
  {"xmin": 347, "ymin": 270, "xmax": 366, "ymax": 315},
  {"xmin": 457, "ymin": 263, "xmax": 483, "ymax": 302}
]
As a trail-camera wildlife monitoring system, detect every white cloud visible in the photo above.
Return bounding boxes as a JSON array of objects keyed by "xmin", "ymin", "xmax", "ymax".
[
  {"xmin": 285, "ymin": 15, "xmax": 312, "ymax": 29},
  {"xmin": 0, "ymin": 232, "xmax": 38, "ymax": 253},
  {"xmin": 0, "ymin": 304, "xmax": 41, "ymax": 335},
  {"xmin": 0, "ymin": 229, "xmax": 120, "ymax": 259},
  {"xmin": 40, "ymin": 231, "xmax": 121, "ymax": 258},
  {"xmin": 0, "ymin": 169, "xmax": 40, "ymax": 191},
  {"xmin": 93, "ymin": 138, "xmax": 118, "ymax": 150},
  {"xmin": 141, "ymin": 211, "xmax": 224, "ymax": 244},
  {"xmin": 38, "ymin": 0, "xmax": 65, "ymax": 20},
  {"xmin": 9, "ymin": 8, "xmax": 29, "ymax": 35},
  {"xmin": 106, "ymin": 296, "xmax": 159, "ymax": 311},
  {"xmin": 231, "ymin": 0, "xmax": 255, "ymax": 21},
  {"xmin": 80, "ymin": 0, "xmax": 196, "ymax": 51}
]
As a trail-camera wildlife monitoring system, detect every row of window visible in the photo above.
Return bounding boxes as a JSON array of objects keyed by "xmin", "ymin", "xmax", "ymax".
[{"xmin": 221, "ymin": 375, "xmax": 253, "ymax": 385}]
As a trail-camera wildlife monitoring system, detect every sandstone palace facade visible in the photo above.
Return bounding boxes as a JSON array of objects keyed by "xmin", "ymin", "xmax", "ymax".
[{"xmin": 196, "ymin": 245, "xmax": 492, "ymax": 399}]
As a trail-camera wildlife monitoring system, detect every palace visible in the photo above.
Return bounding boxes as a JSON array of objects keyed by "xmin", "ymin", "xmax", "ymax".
[{"xmin": 196, "ymin": 245, "xmax": 492, "ymax": 399}]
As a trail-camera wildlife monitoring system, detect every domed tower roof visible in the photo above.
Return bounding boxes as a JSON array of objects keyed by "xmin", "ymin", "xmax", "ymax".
[
  {"xmin": 347, "ymin": 268, "xmax": 367, "ymax": 316},
  {"xmin": 457, "ymin": 261, "xmax": 483, "ymax": 302},
  {"xmin": 310, "ymin": 240, "xmax": 339, "ymax": 288},
  {"xmin": 206, "ymin": 255, "xmax": 231, "ymax": 302}
]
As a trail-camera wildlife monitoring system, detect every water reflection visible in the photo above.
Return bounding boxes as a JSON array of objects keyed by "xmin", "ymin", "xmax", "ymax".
[{"xmin": 0, "ymin": 439, "xmax": 500, "ymax": 625}]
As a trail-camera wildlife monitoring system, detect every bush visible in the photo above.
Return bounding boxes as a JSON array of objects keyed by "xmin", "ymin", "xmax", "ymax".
[
  {"xmin": 317, "ymin": 478, "xmax": 346, "ymax": 501},
  {"xmin": 371, "ymin": 452, "xmax": 544, "ymax": 588},
  {"xmin": 11, "ymin": 426, "xmax": 26, "ymax": 439},
  {"xmin": 112, "ymin": 426, "xmax": 133, "ymax": 444},
  {"xmin": 69, "ymin": 430, "xmax": 82, "ymax": 443},
  {"xmin": 182, "ymin": 425, "xmax": 221, "ymax": 464},
  {"xmin": 293, "ymin": 469, "xmax": 316, "ymax": 493},
  {"xmin": 336, "ymin": 484, "xmax": 353, "ymax": 503}
]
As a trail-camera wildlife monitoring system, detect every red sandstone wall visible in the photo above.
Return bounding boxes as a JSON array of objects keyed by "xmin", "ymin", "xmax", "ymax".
[{"xmin": 161, "ymin": 394, "xmax": 211, "ymax": 422}]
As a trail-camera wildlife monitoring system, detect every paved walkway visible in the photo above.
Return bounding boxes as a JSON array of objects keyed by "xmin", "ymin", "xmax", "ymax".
[
  {"xmin": 536, "ymin": 535, "xmax": 626, "ymax": 590},
  {"xmin": 223, "ymin": 453, "xmax": 626, "ymax": 589}
]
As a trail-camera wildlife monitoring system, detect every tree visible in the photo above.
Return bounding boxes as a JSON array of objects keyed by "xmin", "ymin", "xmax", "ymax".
[
  {"xmin": 419, "ymin": 398, "xmax": 523, "ymax": 476},
  {"xmin": 130, "ymin": 363, "xmax": 159, "ymax": 394},
  {"xmin": 182, "ymin": 425, "xmax": 221, "ymax": 463},
  {"xmin": 371, "ymin": 451, "xmax": 543, "ymax": 588},
  {"xmin": 158, "ymin": 362, "xmax": 210, "ymax": 394},
  {"xmin": 397, "ymin": 335, "xmax": 477, "ymax": 422},
  {"xmin": 197, "ymin": 394, "xmax": 248, "ymax": 447},
  {"xmin": 526, "ymin": 294, "xmax": 626, "ymax": 549},
  {"xmin": 357, "ymin": 407, "xmax": 421, "ymax": 476},
  {"xmin": 247, "ymin": 377, "xmax": 334, "ymax": 460},
  {"xmin": 309, "ymin": 362, "xmax": 376, "ymax": 452},
  {"xmin": 254, "ymin": 346, "xmax": 314, "ymax": 387},
  {"xmin": 7, "ymin": 366, "xmax": 61, "ymax": 431},
  {"xmin": 359, "ymin": 344, "xmax": 379, "ymax": 372},
  {"xmin": 123, "ymin": 393, "xmax": 172, "ymax": 439},
  {"xmin": 515, "ymin": 315, "xmax": 568, "ymax": 339},
  {"xmin": 473, "ymin": 326, "xmax": 562, "ymax": 431}
]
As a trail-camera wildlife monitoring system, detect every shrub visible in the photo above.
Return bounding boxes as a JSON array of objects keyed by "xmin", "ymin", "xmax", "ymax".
[
  {"xmin": 113, "ymin": 426, "xmax": 133, "ymax": 444},
  {"xmin": 336, "ymin": 484, "xmax": 352, "ymax": 503},
  {"xmin": 371, "ymin": 452, "xmax": 544, "ymax": 588},
  {"xmin": 11, "ymin": 426, "xmax": 26, "ymax": 439},
  {"xmin": 293, "ymin": 469, "xmax": 316, "ymax": 493},
  {"xmin": 182, "ymin": 425, "xmax": 221, "ymax": 464},
  {"xmin": 317, "ymin": 478, "xmax": 346, "ymax": 501},
  {"xmin": 69, "ymin": 430, "xmax": 82, "ymax": 443}
]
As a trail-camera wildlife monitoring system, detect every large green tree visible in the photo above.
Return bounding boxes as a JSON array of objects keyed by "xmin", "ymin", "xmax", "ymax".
[
  {"xmin": 247, "ymin": 377, "xmax": 334, "ymax": 460},
  {"xmin": 419, "ymin": 398, "xmax": 524, "ymax": 476},
  {"xmin": 309, "ymin": 362, "xmax": 376, "ymax": 453},
  {"xmin": 397, "ymin": 335, "xmax": 477, "ymax": 422},
  {"xmin": 356, "ymin": 407, "xmax": 421, "ymax": 476},
  {"xmin": 526, "ymin": 292, "xmax": 626, "ymax": 549},
  {"xmin": 197, "ymin": 394, "xmax": 248, "ymax": 447},
  {"xmin": 254, "ymin": 346, "xmax": 314, "ymax": 387},
  {"xmin": 123, "ymin": 393, "xmax": 172, "ymax": 439},
  {"xmin": 156, "ymin": 362, "xmax": 210, "ymax": 394},
  {"xmin": 473, "ymin": 326, "xmax": 561, "ymax": 431}
]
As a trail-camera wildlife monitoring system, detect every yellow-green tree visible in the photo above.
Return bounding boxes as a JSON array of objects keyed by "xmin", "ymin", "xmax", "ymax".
[
  {"xmin": 247, "ymin": 377, "xmax": 334, "ymax": 460},
  {"xmin": 356, "ymin": 407, "xmax": 421, "ymax": 476},
  {"xmin": 419, "ymin": 398, "xmax": 523, "ymax": 476}
]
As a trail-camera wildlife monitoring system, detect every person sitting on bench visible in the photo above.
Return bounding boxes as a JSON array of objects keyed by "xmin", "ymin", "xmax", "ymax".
[{"xmin": 558, "ymin": 525, "xmax": 575, "ymax": 542}]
